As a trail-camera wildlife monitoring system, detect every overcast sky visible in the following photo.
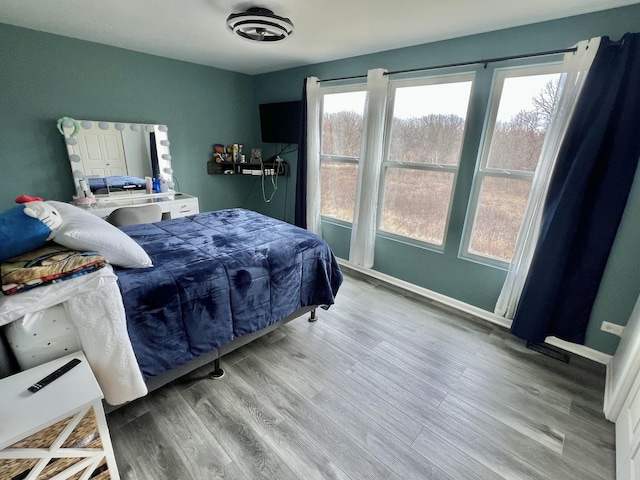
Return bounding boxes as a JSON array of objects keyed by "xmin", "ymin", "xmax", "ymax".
[{"xmin": 322, "ymin": 73, "xmax": 560, "ymax": 123}]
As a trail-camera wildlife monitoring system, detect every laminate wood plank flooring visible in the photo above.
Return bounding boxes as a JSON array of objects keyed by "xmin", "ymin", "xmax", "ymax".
[{"xmin": 108, "ymin": 270, "xmax": 615, "ymax": 479}]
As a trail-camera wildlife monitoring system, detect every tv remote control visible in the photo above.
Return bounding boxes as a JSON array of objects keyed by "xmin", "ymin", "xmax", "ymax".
[{"xmin": 27, "ymin": 358, "xmax": 82, "ymax": 393}]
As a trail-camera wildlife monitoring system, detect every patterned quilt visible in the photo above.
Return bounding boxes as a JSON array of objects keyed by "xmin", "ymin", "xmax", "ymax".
[{"xmin": 1, "ymin": 244, "xmax": 107, "ymax": 295}]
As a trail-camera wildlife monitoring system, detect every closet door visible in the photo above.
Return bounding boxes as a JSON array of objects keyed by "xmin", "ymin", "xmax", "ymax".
[
  {"xmin": 75, "ymin": 122, "xmax": 127, "ymax": 177},
  {"xmin": 605, "ymin": 294, "xmax": 640, "ymax": 479},
  {"xmin": 616, "ymin": 369, "xmax": 640, "ymax": 479}
]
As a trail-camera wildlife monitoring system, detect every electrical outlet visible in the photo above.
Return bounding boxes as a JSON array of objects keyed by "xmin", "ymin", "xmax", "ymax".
[{"xmin": 601, "ymin": 321, "xmax": 625, "ymax": 337}]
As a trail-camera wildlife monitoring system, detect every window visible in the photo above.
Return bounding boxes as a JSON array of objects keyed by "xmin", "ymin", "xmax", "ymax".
[
  {"xmin": 379, "ymin": 75, "xmax": 474, "ymax": 247},
  {"xmin": 320, "ymin": 87, "xmax": 367, "ymax": 223},
  {"xmin": 464, "ymin": 65, "xmax": 563, "ymax": 265}
]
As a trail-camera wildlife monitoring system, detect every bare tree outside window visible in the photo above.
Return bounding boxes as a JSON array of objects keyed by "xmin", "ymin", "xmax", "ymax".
[
  {"xmin": 467, "ymin": 73, "xmax": 562, "ymax": 263},
  {"xmin": 320, "ymin": 90, "xmax": 366, "ymax": 222},
  {"xmin": 318, "ymin": 69, "xmax": 563, "ymax": 265},
  {"xmin": 379, "ymin": 78, "xmax": 472, "ymax": 246}
]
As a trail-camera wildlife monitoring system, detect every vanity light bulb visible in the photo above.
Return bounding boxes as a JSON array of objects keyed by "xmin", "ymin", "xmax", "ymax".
[
  {"xmin": 145, "ymin": 125, "xmax": 154, "ymax": 132},
  {"xmin": 98, "ymin": 122, "xmax": 109, "ymax": 130},
  {"xmin": 162, "ymin": 154, "xmax": 172, "ymax": 160},
  {"xmin": 73, "ymin": 170, "xmax": 85, "ymax": 179},
  {"xmin": 115, "ymin": 123, "xmax": 125, "ymax": 131},
  {"xmin": 70, "ymin": 154, "xmax": 81, "ymax": 163},
  {"xmin": 66, "ymin": 138, "xmax": 78, "ymax": 146},
  {"xmin": 62, "ymin": 120, "xmax": 74, "ymax": 128},
  {"xmin": 158, "ymin": 125, "xmax": 168, "ymax": 132},
  {"xmin": 81, "ymin": 121, "xmax": 92, "ymax": 129},
  {"xmin": 131, "ymin": 124, "xmax": 140, "ymax": 131},
  {"xmin": 163, "ymin": 167, "xmax": 173, "ymax": 174},
  {"xmin": 160, "ymin": 140, "xmax": 170, "ymax": 146}
]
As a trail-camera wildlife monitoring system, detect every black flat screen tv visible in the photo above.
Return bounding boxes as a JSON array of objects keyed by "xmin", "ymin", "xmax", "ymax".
[{"xmin": 259, "ymin": 100, "xmax": 302, "ymax": 144}]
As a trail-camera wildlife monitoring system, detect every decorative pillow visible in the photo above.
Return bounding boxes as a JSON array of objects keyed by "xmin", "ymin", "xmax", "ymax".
[
  {"xmin": 47, "ymin": 201, "xmax": 153, "ymax": 269},
  {"xmin": 23, "ymin": 201, "xmax": 63, "ymax": 240},
  {"xmin": 0, "ymin": 203, "xmax": 61, "ymax": 263}
]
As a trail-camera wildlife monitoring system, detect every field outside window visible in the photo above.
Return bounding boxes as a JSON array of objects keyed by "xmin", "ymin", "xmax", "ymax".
[
  {"xmin": 379, "ymin": 76, "xmax": 473, "ymax": 247},
  {"xmin": 320, "ymin": 89, "xmax": 366, "ymax": 223},
  {"xmin": 465, "ymin": 67, "xmax": 563, "ymax": 264}
]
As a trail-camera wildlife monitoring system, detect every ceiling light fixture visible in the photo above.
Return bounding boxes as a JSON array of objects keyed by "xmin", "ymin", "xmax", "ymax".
[{"xmin": 226, "ymin": 7, "xmax": 294, "ymax": 43}]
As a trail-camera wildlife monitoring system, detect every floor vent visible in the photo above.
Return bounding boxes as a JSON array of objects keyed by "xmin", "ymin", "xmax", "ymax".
[{"xmin": 526, "ymin": 341, "xmax": 570, "ymax": 363}]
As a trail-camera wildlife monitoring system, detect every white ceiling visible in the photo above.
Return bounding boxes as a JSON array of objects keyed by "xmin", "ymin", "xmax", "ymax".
[{"xmin": 0, "ymin": 0, "xmax": 636, "ymax": 75}]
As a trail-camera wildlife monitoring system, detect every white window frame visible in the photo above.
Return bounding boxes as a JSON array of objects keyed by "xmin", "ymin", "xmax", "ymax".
[
  {"xmin": 377, "ymin": 72, "xmax": 475, "ymax": 250},
  {"xmin": 461, "ymin": 62, "xmax": 564, "ymax": 267},
  {"xmin": 319, "ymin": 83, "xmax": 367, "ymax": 226}
]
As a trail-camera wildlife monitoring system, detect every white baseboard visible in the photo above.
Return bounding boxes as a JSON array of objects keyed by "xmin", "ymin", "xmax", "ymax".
[{"xmin": 338, "ymin": 259, "xmax": 612, "ymax": 365}]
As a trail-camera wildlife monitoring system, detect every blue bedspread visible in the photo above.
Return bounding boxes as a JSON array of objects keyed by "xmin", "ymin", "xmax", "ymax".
[{"xmin": 115, "ymin": 209, "xmax": 343, "ymax": 378}]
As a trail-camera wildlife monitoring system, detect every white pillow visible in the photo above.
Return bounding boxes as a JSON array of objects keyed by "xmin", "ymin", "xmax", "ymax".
[{"xmin": 47, "ymin": 201, "xmax": 153, "ymax": 268}]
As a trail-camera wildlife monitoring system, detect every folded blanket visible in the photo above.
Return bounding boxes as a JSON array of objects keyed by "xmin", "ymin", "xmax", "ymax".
[
  {"xmin": 66, "ymin": 281, "xmax": 148, "ymax": 405},
  {"xmin": 1, "ymin": 244, "xmax": 107, "ymax": 295}
]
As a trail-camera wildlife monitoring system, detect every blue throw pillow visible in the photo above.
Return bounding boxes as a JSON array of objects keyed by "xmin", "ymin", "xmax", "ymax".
[{"xmin": 0, "ymin": 205, "xmax": 52, "ymax": 263}]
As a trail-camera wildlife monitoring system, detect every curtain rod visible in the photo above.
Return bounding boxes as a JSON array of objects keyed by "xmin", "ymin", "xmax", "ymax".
[{"xmin": 318, "ymin": 46, "xmax": 578, "ymax": 83}]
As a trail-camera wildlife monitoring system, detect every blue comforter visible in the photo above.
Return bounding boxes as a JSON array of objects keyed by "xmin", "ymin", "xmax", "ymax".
[{"xmin": 116, "ymin": 209, "xmax": 342, "ymax": 378}]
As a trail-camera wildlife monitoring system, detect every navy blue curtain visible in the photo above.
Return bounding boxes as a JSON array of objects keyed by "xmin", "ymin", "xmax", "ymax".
[
  {"xmin": 294, "ymin": 80, "xmax": 309, "ymax": 229},
  {"xmin": 511, "ymin": 33, "xmax": 640, "ymax": 344}
]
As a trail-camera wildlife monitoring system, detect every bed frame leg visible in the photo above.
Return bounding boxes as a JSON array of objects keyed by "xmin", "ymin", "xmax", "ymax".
[
  {"xmin": 308, "ymin": 308, "xmax": 317, "ymax": 322},
  {"xmin": 210, "ymin": 358, "xmax": 225, "ymax": 379}
]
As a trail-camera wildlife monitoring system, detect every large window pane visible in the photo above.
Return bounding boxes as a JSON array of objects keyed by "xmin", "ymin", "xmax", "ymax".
[
  {"xmin": 321, "ymin": 161, "xmax": 359, "ymax": 223},
  {"xmin": 380, "ymin": 168, "xmax": 455, "ymax": 245},
  {"xmin": 486, "ymin": 74, "xmax": 561, "ymax": 172},
  {"xmin": 468, "ymin": 176, "xmax": 532, "ymax": 262},
  {"xmin": 388, "ymin": 81, "xmax": 472, "ymax": 165},
  {"xmin": 322, "ymin": 91, "xmax": 366, "ymax": 157},
  {"xmin": 464, "ymin": 67, "xmax": 563, "ymax": 266}
]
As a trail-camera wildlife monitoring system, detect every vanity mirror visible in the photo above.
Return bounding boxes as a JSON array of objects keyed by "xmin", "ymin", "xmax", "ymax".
[{"xmin": 59, "ymin": 119, "xmax": 174, "ymax": 197}]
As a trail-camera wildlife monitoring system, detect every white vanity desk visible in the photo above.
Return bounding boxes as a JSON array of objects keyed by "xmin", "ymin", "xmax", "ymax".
[{"xmin": 77, "ymin": 192, "xmax": 199, "ymax": 220}]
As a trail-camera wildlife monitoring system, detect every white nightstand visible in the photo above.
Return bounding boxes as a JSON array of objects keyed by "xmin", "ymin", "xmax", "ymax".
[{"xmin": 0, "ymin": 352, "xmax": 120, "ymax": 479}]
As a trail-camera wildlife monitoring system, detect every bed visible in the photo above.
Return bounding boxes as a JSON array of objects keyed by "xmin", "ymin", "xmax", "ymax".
[{"xmin": 0, "ymin": 206, "xmax": 343, "ymax": 406}]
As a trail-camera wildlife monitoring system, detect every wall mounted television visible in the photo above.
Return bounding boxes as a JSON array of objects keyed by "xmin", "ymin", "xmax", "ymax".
[{"xmin": 259, "ymin": 100, "xmax": 302, "ymax": 144}]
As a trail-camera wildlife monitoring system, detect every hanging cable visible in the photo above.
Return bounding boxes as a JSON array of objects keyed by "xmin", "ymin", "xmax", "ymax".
[{"xmin": 261, "ymin": 157, "xmax": 281, "ymax": 203}]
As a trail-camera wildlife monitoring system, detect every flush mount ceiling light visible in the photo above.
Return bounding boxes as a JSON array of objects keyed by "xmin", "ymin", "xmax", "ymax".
[{"xmin": 226, "ymin": 7, "xmax": 294, "ymax": 43}]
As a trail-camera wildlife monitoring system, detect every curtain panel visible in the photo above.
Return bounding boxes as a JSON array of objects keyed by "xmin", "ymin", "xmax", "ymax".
[
  {"xmin": 348, "ymin": 68, "xmax": 389, "ymax": 268},
  {"xmin": 295, "ymin": 77, "xmax": 322, "ymax": 235},
  {"xmin": 511, "ymin": 33, "xmax": 640, "ymax": 344},
  {"xmin": 294, "ymin": 79, "xmax": 309, "ymax": 229},
  {"xmin": 495, "ymin": 38, "xmax": 600, "ymax": 318}
]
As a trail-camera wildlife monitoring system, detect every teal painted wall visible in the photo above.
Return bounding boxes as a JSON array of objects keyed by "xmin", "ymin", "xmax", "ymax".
[
  {"xmin": 2, "ymin": 6, "xmax": 639, "ymax": 355},
  {"xmin": 0, "ymin": 23, "xmax": 258, "ymax": 213},
  {"xmin": 250, "ymin": 4, "xmax": 640, "ymax": 355}
]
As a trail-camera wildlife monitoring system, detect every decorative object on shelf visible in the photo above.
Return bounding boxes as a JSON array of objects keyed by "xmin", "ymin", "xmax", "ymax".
[
  {"xmin": 212, "ymin": 143, "xmax": 226, "ymax": 163},
  {"xmin": 251, "ymin": 148, "xmax": 262, "ymax": 162},
  {"xmin": 226, "ymin": 7, "xmax": 294, "ymax": 43}
]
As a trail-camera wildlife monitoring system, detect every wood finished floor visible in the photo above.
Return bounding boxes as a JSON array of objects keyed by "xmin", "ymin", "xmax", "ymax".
[{"xmin": 107, "ymin": 271, "xmax": 615, "ymax": 480}]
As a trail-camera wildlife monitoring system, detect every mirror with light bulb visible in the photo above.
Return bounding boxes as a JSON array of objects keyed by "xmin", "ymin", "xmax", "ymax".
[
  {"xmin": 60, "ymin": 118, "xmax": 175, "ymax": 198},
  {"xmin": 59, "ymin": 118, "xmax": 199, "ymax": 219}
]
